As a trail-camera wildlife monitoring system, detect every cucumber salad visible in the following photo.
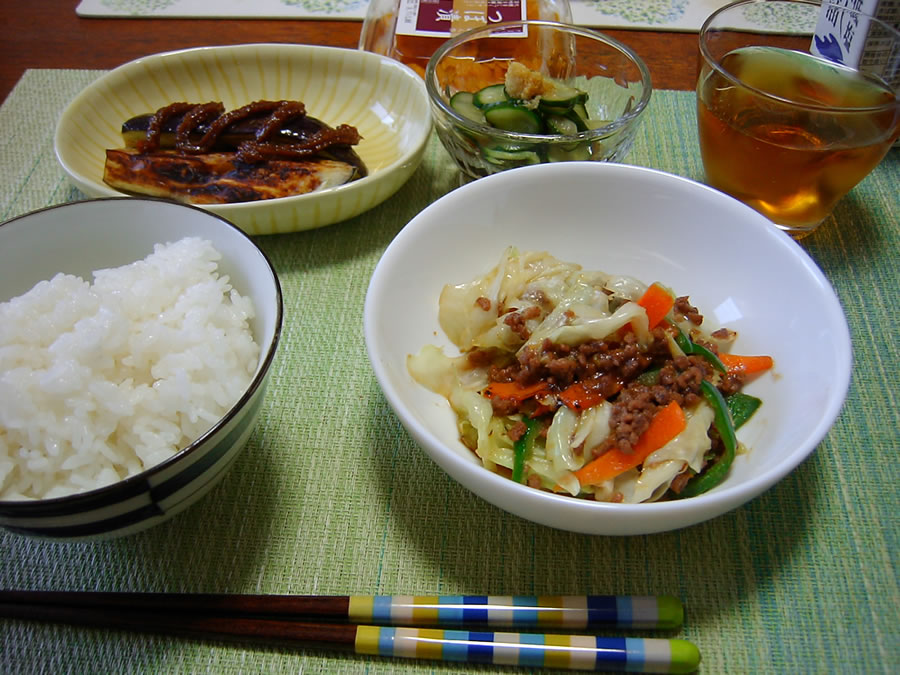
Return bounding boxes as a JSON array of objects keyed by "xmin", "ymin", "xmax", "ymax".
[
  {"xmin": 408, "ymin": 248, "xmax": 774, "ymax": 504},
  {"xmin": 448, "ymin": 62, "xmax": 607, "ymax": 166}
]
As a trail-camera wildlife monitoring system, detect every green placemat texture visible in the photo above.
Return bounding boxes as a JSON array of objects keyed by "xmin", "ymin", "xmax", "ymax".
[{"xmin": 1, "ymin": 69, "xmax": 898, "ymax": 674}]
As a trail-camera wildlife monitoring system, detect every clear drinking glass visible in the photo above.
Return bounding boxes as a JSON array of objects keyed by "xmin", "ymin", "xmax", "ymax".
[{"xmin": 697, "ymin": 0, "xmax": 900, "ymax": 238}]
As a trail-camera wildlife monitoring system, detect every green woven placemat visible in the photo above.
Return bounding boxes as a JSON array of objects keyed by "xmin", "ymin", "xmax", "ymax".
[{"xmin": 1, "ymin": 70, "xmax": 898, "ymax": 674}]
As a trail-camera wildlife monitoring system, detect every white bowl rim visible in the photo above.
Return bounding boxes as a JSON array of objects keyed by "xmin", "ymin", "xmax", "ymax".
[
  {"xmin": 52, "ymin": 43, "xmax": 432, "ymax": 213},
  {"xmin": 0, "ymin": 197, "xmax": 284, "ymax": 508},
  {"xmin": 425, "ymin": 20, "xmax": 653, "ymax": 143},
  {"xmin": 365, "ymin": 162, "xmax": 852, "ymax": 531}
]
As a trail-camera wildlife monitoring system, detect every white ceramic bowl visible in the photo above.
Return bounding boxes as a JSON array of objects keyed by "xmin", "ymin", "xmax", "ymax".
[
  {"xmin": 54, "ymin": 44, "xmax": 431, "ymax": 235},
  {"xmin": 364, "ymin": 162, "xmax": 851, "ymax": 536},
  {"xmin": 0, "ymin": 198, "xmax": 282, "ymax": 539}
]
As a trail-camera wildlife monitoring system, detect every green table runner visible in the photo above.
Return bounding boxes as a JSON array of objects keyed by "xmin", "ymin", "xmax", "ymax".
[{"xmin": 1, "ymin": 69, "xmax": 898, "ymax": 674}]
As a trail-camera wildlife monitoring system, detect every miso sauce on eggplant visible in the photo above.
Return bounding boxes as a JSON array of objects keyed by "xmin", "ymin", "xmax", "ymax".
[{"xmin": 104, "ymin": 100, "xmax": 368, "ymax": 205}]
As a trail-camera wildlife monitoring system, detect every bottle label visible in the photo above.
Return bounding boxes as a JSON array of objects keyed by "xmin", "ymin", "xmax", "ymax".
[
  {"xmin": 811, "ymin": 0, "xmax": 899, "ymax": 92},
  {"xmin": 395, "ymin": 0, "xmax": 528, "ymax": 38},
  {"xmin": 810, "ymin": 0, "xmax": 899, "ymax": 145}
]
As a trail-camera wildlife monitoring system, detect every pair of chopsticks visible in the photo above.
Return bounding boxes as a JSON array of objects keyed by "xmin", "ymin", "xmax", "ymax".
[{"xmin": 1, "ymin": 591, "xmax": 700, "ymax": 673}]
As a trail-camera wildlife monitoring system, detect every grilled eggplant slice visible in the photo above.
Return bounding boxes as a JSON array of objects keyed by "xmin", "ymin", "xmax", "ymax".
[
  {"xmin": 121, "ymin": 110, "xmax": 351, "ymax": 152},
  {"xmin": 104, "ymin": 100, "xmax": 368, "ymax": 204},
  {"xmin": 104, "ymin": 149, "xmax": 359, "ymax": 205}
]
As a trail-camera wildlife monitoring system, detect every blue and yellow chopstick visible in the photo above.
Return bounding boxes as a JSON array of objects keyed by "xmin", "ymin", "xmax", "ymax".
[
  {"xmin": 356, "ymin": 625, "xmax": 700, "ymax": 673},
  {"xmin": 0, "ymin": 591, "xmax": 700, "ymax": 672},
  {"xmin": 0, "ymin": 591, "xmax": 682, "ymax": 630},
  {"xmin": 349, "ymin": 594, "xmax": 684, "ymax": 630}
]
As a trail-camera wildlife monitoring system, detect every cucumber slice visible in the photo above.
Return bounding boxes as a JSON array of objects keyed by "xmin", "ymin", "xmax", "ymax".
[
  {"xmin": 473, "ymin": 84, "xmax": 510, "ymax": 109},
  {"xmin": 547, "ymin": 143, "xmax": 592, "ymax": 162},
  {"xmin": 450, "ymin": 91, "xmax": 486, "ymax": 124},
  {"xmin": 538, "ymin": 83, "xmax": 588, "ymax": 111},
  {"xmin": 570, "ymin": 103, "xmax": 590, "ymax": 128},
  {"xmin": 483, "ymin": 103, "xmax": 544, "ymax": 134},
  {"xmin": 538, "ymin": 104, "xmax": 573, "ymax": 118},
  {"xmin": 482, "ymin": 146, "xmax": 542, "ymax": 166},
  {"xmin": 545, "ymin": 115, "xmax": 579, "ymax": 136},
  {"xmin": 564, "ymin": 107, "xmax": 589, "ymax": 132}
]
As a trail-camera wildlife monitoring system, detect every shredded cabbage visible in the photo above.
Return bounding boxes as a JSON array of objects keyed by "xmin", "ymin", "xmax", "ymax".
[
  {"xmin": 408, "ymin": 247, "xmax": 751, "ymax": 504},
  {"xmin": 545, "ymin": 405, "xmax": 579, "ymax": 474}
]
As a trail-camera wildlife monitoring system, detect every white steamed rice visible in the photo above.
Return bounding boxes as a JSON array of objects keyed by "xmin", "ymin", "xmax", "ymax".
[{"xmin": 0, "ymin": 237, "xmax": 260, "ymax": 500}]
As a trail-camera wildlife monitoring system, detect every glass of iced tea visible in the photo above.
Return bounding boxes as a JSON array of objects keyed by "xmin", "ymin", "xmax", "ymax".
[{"xmin": 697, "ymin": 0, "xmax": 900, "ymax": 238}]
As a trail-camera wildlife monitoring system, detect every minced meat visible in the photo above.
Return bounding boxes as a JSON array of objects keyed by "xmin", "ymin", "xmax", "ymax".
[
  {"xmin": 491, "ymin": 331, "xmax": 669, "ymax": 390},
  {"xmin": 675, "ymin": 296, "xmax": 703, "ymax": 325},
  {"xmin": 482, "ymin": 327, "xmax": 726, "ymax": 454},
  {"xmin": 599, "ymin": 355, "xmax": 709, "ymax": 454},
  {"xmin": 503, "ymin": 305, "xmax": 542, "ymax": 340}
]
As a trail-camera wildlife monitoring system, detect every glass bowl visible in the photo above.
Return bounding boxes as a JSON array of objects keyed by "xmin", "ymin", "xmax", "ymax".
[{"xmin": 425, "ymin": 20, "xmax": 652, "ymax": 181}]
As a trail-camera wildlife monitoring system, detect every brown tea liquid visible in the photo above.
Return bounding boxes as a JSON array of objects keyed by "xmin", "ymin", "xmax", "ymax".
[{"xmin": 698, "ymin": 46, "xmax": 899, "ymax": 234}]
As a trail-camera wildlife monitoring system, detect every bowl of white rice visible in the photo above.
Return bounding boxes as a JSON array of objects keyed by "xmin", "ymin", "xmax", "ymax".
[{"xmin": 0, "ymin": 198, "xmax": 282, "ymax": 539}]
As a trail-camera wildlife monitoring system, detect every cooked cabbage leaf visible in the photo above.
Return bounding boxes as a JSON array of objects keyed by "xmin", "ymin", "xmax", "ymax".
[{"xmin": 408, "ymin": 247, "xmax": 740, "ymax": 504}]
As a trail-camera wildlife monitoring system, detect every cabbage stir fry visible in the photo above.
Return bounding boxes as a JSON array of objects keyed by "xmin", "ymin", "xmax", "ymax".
[{"xmin": 408, "ymin": 248, "xmax": 773, "ymax": 503}]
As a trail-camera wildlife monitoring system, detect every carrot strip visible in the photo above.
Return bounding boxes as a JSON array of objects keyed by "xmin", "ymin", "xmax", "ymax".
[
  {"xmin": 559, "ymin": 383, "xmax": 606, "ymax": 412},
  {"xmin": 483, "ymin": 381, "xmax": 550, "ymax": 401},
  {"xmin": 637, "ymin": 282, "xmax": 676, "ymax": 329},
  {"xmin": 719, "ymin": 353, "xmax": 774, "ymax": 375},
  {"xmin": 573, "ymin": 400, "xmax": 687, "ymax": 487},
  {"xmin": 559, "ymin": 380, "xmax": 622, "ymax": 412}
]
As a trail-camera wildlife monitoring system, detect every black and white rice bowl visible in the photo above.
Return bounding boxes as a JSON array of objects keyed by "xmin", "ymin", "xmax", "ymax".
[{"xmin": 0, "ymin": 199, "xmax": 282, "ymax": 539}]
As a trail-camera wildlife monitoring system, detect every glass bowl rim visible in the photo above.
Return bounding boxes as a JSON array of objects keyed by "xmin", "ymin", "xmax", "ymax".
[{"xmin": 424, "ymin": 19, "xmax": 653, "ymax": 143}]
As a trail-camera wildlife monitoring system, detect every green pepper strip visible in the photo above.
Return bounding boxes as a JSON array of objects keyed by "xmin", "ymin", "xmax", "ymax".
[
  {"xmin": 635, "ymin": 368, "xmax": 661, "ymax": 386},
  {"xmin": 668, "ymin": 319, "xmax": 693, "ymax": 354},
  {"xmin": 689, "ymin": 342, "xmax": 727, "ymax": 373},
  {"xmin": 666, "ymin": 319, "xmax": 726, "ymax": 373},
  {"xmin": 726, "ymin": 392, "xmax": 762, "ymax": 430},
  {"xmin": 678, "ymin": 380, "xmax": 738, "ymax": 498},
  {"xmin": 512, "ymin": 416, "xmax": 539, "ymax": 484}
]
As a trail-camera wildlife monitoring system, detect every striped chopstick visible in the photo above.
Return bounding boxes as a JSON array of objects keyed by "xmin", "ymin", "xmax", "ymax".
[
  {"xmin": 0, "ymin": 593, "xmax": 701, "ymax": 673},
  {"xmin": 0, "ymin": 591, "xmax": 684, "ymax": 630}
]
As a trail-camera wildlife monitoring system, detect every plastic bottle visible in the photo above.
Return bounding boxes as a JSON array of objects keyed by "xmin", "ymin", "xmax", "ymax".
[{"xmin": 359, "ymin": 0, "xmax": 574, "ymax": 77}]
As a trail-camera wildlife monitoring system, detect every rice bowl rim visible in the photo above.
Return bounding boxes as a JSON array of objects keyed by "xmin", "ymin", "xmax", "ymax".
[{"xmin": 0, "ymin": 197, "xmax": 284, "ymax": 508}]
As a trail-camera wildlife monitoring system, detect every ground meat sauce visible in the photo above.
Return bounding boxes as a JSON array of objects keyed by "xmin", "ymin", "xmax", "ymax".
[
  {"xmin": 475, "ymin": 296, "xmax": 492, "ymax": 312},
  {"xmin": 712, "ymin": 327, "xmax": 736, "ymax": 340},
  {"xmin": 503, "ymin": 305, "xmax": 542, "ymax": 340},
  {"xmin": 490, "ymin": 393, "xmax": 527, "ymax": 418},
  {"xmin": 674, "ymin": 295, "xmax": 703, "ymax": 325},
  {"xmin": 466, "ymin": 347, "xmax": 497, "ymax": 368},
  {"xmin": 482, "ymin": 321, "xmax": 744, "ymax": 455},
  {"xmin": 600, "ymin": 354, "xmax": 708, "ymax": 455},
  {"xmin": 492, "ymin": 330, "xmax": 664, "ymax": 390},
  {"xmin": 669, "ymin": 469, "xmax": 694, "ymax": 494},
  {"xmin": 507, "ymin": 420, "xmax": 528, "ymax": 443}
]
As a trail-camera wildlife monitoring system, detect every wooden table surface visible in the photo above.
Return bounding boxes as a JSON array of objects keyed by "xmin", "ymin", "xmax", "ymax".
[{"xmin": 1, "ymin": 1, "xmax": 699, "ymax": 104}]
